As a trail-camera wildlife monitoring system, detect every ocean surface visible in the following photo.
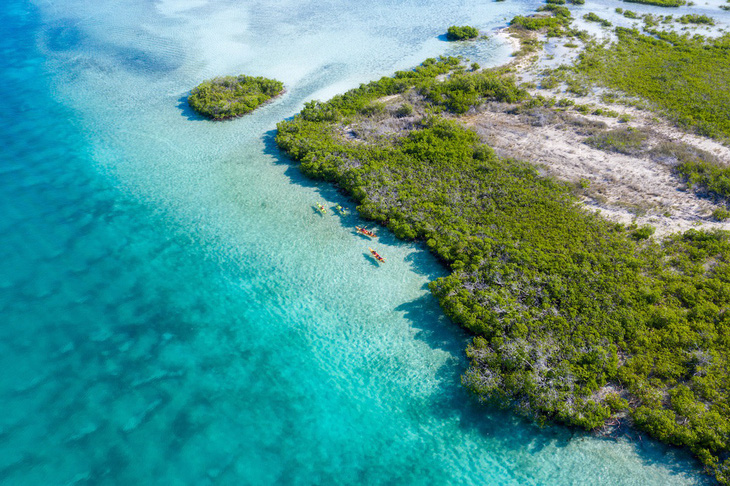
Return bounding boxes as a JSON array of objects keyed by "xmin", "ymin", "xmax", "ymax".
[{"xmin": 0, "ymin": 0, "xmax": 711, "ymax": 484}]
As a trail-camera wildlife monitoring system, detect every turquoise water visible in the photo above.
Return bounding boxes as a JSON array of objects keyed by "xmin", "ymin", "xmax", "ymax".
[{"xmin": 0, "ymin": 0, "xmax": 710, "ymax": 483}]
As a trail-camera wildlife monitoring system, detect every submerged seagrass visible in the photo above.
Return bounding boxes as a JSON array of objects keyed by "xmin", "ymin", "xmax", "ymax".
[{"xmin": 275, "ymin": 57, "xmax": 730, "ymax": 484}]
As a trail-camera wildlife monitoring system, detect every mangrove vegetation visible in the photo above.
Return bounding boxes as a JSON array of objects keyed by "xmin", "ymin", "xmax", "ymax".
[
  {"xmin": 577, "ymin": 28, "xmax": 730, "ymax": 141},
  {"xmin": 275, "ymin": 56, "xmax": 730, "ymax": 484},
  {"xmin": 446, "ymin": 25, "xmax": 480, "ymax": 41},
  {"xmin": 188, "ymin": 75, "xmax": 284, "ymax": 120}
]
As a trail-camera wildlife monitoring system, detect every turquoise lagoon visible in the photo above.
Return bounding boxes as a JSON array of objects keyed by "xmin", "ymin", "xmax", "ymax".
[{"xmin": 0, "ymin": 0, "xmax": 710, "ymax": 483}]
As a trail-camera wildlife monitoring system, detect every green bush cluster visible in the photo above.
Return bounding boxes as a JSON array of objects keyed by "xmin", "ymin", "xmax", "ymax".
[
  {"xmin": 510, "ymin": 4, "xmax": 573, "ymax": 34},
  {"xmin": 446, "ymin": 25, "xmax": 480, "ymax": 41},
  {"xmin": 577, "ymin": 28, "xmax": 730, "ymax": 141},
  {"xmin": 395, "ymin": 104, "xmax": 414, "ymax": 117},
  {"xmin": 678, "ymin": 159, "xmax": 730, "ymax": 199},
  {"xmin": 585, "ymin": 127, "xmax": 647, "ymax": 155},
  {"xmin": 188, "ymin": 75, "xmax": 283, "ymax": 120},
  {"xmin": 624, "ymin": 0, "xmax": 685, "ymax": 6},
  {"xmin": 420, "ymin": 72, "xmax": 527, "ymax": 113},
  {"xmin": 275, "ymin": 58, "xmax": 730, "ymax": 485},
  {"xmin": 583, "ymin": 12, "xmax": 612, "ymax": 27},
  {"xmin": 713, "ymin": 207, "xmax": 730, "ymax": 221},
  {"xmin": 679, "ymin": 14, "xmax": 715, "ymax": 25}
]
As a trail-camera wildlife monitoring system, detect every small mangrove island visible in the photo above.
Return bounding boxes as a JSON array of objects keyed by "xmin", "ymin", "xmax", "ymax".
[
  {"xmin": 188, "ymin": 75, "xmax": 284, "ymax": 120},
  {"xmin": 446, "ymin": 25, "xmax": 480, "ymax": 40}
]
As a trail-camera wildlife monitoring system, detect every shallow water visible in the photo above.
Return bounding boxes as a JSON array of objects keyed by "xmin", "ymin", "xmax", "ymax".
[{"xmin": 0, "ymin": 0, "xmax": 711, "ymax": 484}]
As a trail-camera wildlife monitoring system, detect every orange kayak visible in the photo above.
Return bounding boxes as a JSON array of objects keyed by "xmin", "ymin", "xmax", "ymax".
[
  {"xmin": 356, "ymin": 226, "xmax": 377, "ymax": 238},
  {"xmin": 369, "ymin": 247, "xmax": 385, "ymax": 263}
]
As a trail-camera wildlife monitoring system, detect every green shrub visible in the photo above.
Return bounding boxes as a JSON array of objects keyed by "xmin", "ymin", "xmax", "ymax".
[
  {"xmin": 446, "ymin": 25, "xmax": 480, "ymax": 41},
  {"xmin": 360, "ymin": 102, "xmax": 386, "ymax": 116},
  {"xmin": 557, "ymin": 98, "xmax": 575, "ymax": 107},
  {"xmin": 679, "ymin": 14, "xmax": 715, "ymax": 25},
  {"xmin": 631, "ymin": 225, "xmax": 656, "ymax": 240},
  {"xmin": 584, "ymin": 12, "xmax": 613, "ymax": 27},
  {"xmin": 678, "ymin": 159, "xmax": 730, "ymax": 200},
  {"xmin": 585, "ymin": 127, "xmax": 647, "ymax": 155},
  {"xmin": 511, "ymin": 5, "xmax": 573, "ymax": 32},
  {"xmin": 712, "ymin": 207, "xmax": 730, "ymax": 221},
  {"xmin": 541, "ymin": 76, "xmax": 560, "ymax": 89},
  {"xmin": 394, "ymin": 104, "xmax": 414, "ymax": 118},
  {"xmin": 624, "ymin": 0, "xmax": 685, "ymax": 7},
  {"xmin": 605, "ymin": 393, "xmax": 629, "ymax": 411}
]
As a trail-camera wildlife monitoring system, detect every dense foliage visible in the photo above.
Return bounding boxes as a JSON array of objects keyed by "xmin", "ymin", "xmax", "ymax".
[
  {"xmin": 584, "ymin": 12, "xmax": 612, "ymax": 27},
  {"xmin": 188, "ymin": 75, "xmax": 284, "ymax": 120},
  {"xmin": 276, "ymin": 57, "xmax": 730, "ymax": 484},
  {"xmin": 510, "ymin": 4, "xmax": 573, "ymax": 33},
  {"xmin": 678, "ymin": 159, "xmax": 730, "ymax": 200},
  {"xmin": 679, "ymin": 14, "xmax": 715, "ymax": 25},
  {"xmin": 446, "ymin": 25, "xmax": 479, "ymax": 41},
  {"xmin": 624, "ymin": 0, "xmax": 685, "ymax": 6},
  {"xmin": 577, "ymin": 28, "xmax": 730, "ymax": 140}
]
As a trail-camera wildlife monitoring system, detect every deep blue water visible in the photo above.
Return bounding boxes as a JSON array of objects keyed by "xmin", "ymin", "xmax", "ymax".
[{"xmin": 0, "ymin": 0, "xmax": 710, "ymax": 484}]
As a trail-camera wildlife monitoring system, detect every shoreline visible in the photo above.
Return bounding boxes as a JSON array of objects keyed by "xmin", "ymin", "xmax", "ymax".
[{"xmin": 275, "ymin": 15, "xmax": 730, "ymax": 483}]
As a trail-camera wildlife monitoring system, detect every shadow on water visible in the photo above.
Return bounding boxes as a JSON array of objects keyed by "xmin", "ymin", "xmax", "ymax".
[
  {"xmin": 262, "ymin": 129, "xmax": 327, "ymax": 190},
  {"xmin": 362, "ymin": 252, "xmax": 380, "ymax": 267},
  {"xmin": 395, "ymin": 288, "xmax": 708, "ymax": 481},
  {"xmin": 402, "ymin": 242, "xmax": 446, "ymax": 279},
  {"xmin": 393, "ymin": 291, "xmax": 577, "ymax": 456},
  {"xmin": 176, "ymin": 95, "xmax": 206, "ymax": 122},
  {"xmin": 396, "ymin": 293, "xmax": 465, "ymax": 356}
]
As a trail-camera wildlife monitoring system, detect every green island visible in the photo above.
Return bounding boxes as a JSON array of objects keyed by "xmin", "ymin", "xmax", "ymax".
[
  {"xmin": 188, "ymin": 75, "xmax": 284, "ymax": 120},
  {"xmin": 624, "ymin": 0, "xmax": 686, "ymax": 7},
  {"xmin": 270, "ymin": 2, "xmax": 730, "ymax": 483},
  {"xmin": 446, "ymin": 25, "xmax": 480, "ymax": 41}
]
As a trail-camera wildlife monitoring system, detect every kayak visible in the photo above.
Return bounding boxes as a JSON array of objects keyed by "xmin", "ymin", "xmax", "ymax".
[
  {"xmin": 369, "ymin": 247, "xmax": 385, "ymax": 263},
  {"xmin": 356, "ymin": 226, "xmax": 377, "ymax": 238},
  {"xmin": 335, "ymin": 204, "xmax": 348, "ymax": 215},
  {"xmin": 316, "ymin": 203, "xmax": 326, "ymax": 213}
]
